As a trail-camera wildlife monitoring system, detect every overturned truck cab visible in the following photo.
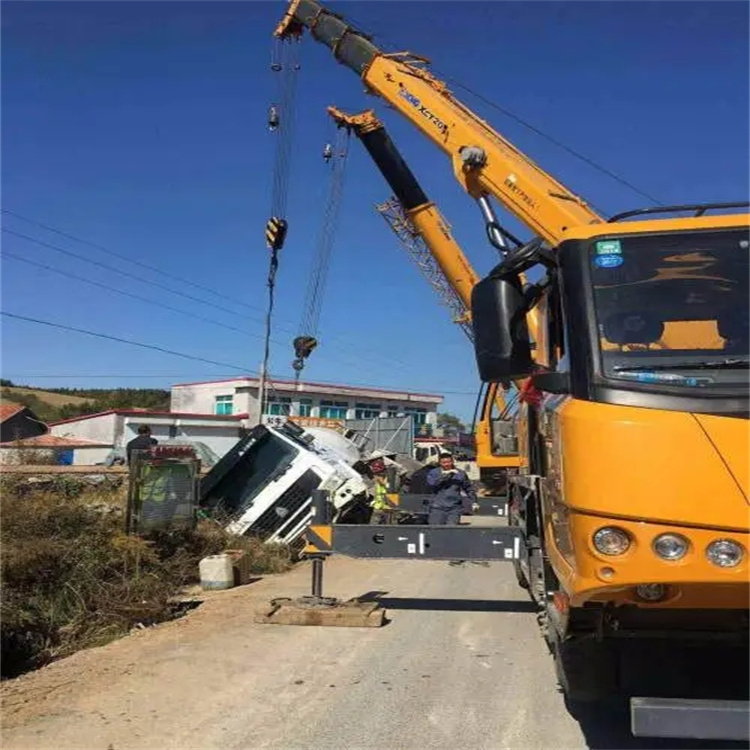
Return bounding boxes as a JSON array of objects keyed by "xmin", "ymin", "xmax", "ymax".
[{"xmin": 199, "ymin": 422, "xmax": 369, "ymax": 545}]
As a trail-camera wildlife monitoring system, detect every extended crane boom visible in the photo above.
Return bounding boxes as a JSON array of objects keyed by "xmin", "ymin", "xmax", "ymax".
[
  {"xmin": 328, "ymin": 106, "xmax": 520, "ymax": 484},
  {"xmin": 276, "ymin": 0, "xmax": 603, "ymax": 247},
  {"xmin": 327, "ymin": 107, "xmax": 476, "ymax": 333}
]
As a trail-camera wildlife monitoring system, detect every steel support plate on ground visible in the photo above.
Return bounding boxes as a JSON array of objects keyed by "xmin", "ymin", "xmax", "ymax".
[
  {"xmin": 630, "ymin": 697, "xmax": 750, "ymax": 741},
  {"xmin": 387, "ymin": 494, "xmax": 507, "ymax": 517},
  {"xmin": 306, "ymin": 524, "xmax": 522, "ymax": 560}
]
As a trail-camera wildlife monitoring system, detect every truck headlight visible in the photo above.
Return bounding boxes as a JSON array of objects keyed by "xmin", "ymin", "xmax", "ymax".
[
  {"xmin": 706, "ymin": 539, "xmax": 744, "ymax": 568},
  {"xmin": 635, "ymin": 583, "xmax": 667, "ymax": 602},
  {"xmin": 652, "ymin": 533, "xmax": 689, "ymax": 561},
  {"xmin": 593, "ymin": 527, "xmax": 631, "ymax": 556}
]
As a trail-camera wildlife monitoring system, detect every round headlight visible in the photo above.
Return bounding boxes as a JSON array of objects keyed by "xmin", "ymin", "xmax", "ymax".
[
  {"xmin": 636, "ymin": 583, "xmax": 666, "ymax": 602},
  {"xmin": 706, "ymin": 539, "xmax": 744, "ymax": 568},
  {"xmin": 653, "ymin": 533, "xmax": 689, "ymax": 561},
  {"xmin": 593, "ymin": 527, "xmax": 631, "ymax": 556}
]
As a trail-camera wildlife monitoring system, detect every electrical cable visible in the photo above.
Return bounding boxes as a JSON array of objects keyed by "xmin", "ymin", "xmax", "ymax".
[
  {"xmin": 0, "ymin": 207, "xmax": 267, "ymax": 310},
  {"xmin": 2, "ymin": 225, "xmax": 416, "ymax": 373},
  {"xmin": 2, "ymin": 227, "xmax": 254, "ymax": 321},
  {"xmin": 2, "ymin": 251, "xmax": 274, "ymax": 343},
  {"xmin": 342, "ymin": 10, "xmax": 664, "ymax": 208},
  {"xmin": 1, "ymin": 312, "xmax": 258, "ymax": 374}
]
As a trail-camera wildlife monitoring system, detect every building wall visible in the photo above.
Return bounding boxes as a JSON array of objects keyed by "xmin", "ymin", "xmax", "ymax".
[
  {"xmin": 51, "ymin": 412, "xmax": 244, "ymax": 463},
  {"xmin": 51, "ymin": 413, "xmax": 118, "ymax": 447},
  {"xmin": 171, "ymin": 379, "xmax": 442, "ymax": 427}
]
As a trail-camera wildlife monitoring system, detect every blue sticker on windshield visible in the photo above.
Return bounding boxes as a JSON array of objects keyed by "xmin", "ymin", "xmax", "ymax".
[
  {"xmin": 594, "ymin": 254, "xmax": 623, "ymax": 269},
  {"xmin": 596, "ymin": 240, "xmax": 622, "ymax": 255}
]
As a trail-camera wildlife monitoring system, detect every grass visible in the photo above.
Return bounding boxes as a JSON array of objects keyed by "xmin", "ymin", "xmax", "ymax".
[
  {"xmin": 0, "ymin": 477, "xmax": 292, "ymax": 679},
  {"xmin": 3, "ymin": 385, "xmax": 93, "ymax": 408}
]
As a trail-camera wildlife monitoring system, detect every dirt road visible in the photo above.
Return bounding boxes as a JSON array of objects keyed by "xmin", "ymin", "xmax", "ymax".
[{"xmin": 0, "ymin": 557, "xmax": 742, "ymax": 750}]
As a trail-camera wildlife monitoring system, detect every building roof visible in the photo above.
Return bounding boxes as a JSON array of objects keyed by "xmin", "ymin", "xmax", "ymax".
[
  {"xmin": 0, "ymin": 434, "xmax": 111, "ymax": 448},
  {"xmin": 0, "ymin": 402, "xmax": 26, "ymax": 423},
  {"xmin": 49, "ymin": 409, "xmax": 249, "ymax": 427},
  {"xmin": 172, "ymin": 376, "xmax": 443, "ymax": 402}
]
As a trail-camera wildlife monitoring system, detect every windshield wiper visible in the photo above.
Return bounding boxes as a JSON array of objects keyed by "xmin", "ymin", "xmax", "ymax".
[{"xmin": 614, "ymin": 358, "xmax": 749, "ymax": 372}]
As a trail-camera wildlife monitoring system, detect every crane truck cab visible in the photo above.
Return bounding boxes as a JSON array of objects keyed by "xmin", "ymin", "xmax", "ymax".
[{"xmin": 473, "ymin": 209, "xmax": 749, "ymax": 734}]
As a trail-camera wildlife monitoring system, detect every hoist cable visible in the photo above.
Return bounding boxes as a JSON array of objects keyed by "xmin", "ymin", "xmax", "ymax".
[
  {"xmin": 299, "ymin": 127, "xmax": 351, "ymax": 337},
  {"xmin": 260, "ymin": 38, "xmax": 300, "ymax": 416},
  {"xmin": 269, "ymin": 40, "xmax": 300, "ymax": 220}
]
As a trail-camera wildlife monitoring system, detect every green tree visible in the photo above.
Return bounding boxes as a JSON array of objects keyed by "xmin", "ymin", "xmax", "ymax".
[{"xmin": 436, "ymin": 412, "xmax": 466, "ymax": 436}]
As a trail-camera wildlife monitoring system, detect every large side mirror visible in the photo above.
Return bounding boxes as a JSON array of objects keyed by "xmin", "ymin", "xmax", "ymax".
[{"xmin": 471, "ymin": 274, "xmax": 534, "ymax": 381}]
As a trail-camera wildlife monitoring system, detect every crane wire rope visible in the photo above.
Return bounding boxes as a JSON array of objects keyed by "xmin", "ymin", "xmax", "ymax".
[
  {"xmin": 259, "ymin": 35, "xmax": 301, "ymax": 418},
  {"xmin": 292, "ymin": 125, "xmax": 352, "ymax": 379}
]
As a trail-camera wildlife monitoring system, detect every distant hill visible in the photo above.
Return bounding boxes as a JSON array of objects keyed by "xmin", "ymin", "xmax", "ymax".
[{"xmin": 0, "ymin": 380, "xmax": 170, "ymax": 424}]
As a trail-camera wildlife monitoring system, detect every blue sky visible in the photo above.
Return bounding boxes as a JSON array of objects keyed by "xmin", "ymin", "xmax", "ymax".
[{"xmin": 2, "ymin": 1, "xmax": 748, "ymax": 421}]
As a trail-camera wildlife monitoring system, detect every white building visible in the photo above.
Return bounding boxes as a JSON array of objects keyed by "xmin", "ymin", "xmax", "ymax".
[
  {"xmin": 49, "ymin": 409, "xmax": 247, "ymax": 464},
  {"xmin": 170, "ymin": 376, "xmax": 443, "ymax": 432}
]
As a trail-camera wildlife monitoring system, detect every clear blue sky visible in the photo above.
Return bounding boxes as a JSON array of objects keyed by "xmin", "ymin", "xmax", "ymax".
[{"xmin": 2, "ymin": 1, "xmax": 748, "ymax": 421}]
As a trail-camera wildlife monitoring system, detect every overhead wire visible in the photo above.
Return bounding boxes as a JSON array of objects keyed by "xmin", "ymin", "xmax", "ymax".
[
  {"xmin": 2, "ymin": 227, "xmax": 254, "ymax": 320},
  {"xmin": 2, "ymin": 225, "xmax": 416, "ymax": 373},
  {"xmin": 1, "ymin": 312, "xmax": 258, "ymax": 374},
  {"xmin": 341, "ymin": 11, "xmax": 664, "ymax": 209},
  {"xmin": 0, "ymin": 207, "xmax": 266, "ymax": 308},
  {"xmin": 2, "ymin": 251, "xmax": 272, "ymax": 343}
]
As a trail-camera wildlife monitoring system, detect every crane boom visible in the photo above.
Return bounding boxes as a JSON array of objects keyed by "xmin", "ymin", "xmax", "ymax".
[
  {"xmin": 327, "ymin": 106, "xmax": 520, "ymax": 480},
  {"xmin": 276, "ymin": 0, "xmax": 604, "ymax": 246},
  {"xmin": 327, "ymin": 107, "xmax": 477, "ymax": 331}
]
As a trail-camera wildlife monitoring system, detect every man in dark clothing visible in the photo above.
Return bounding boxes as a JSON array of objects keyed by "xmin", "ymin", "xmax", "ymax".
[
  {"xmin": 425, "ymin": 452, "xmax": 477, "ymax": 525},
  {"xmin": 126, "ymin": 424, "xmax": 158, "ymax": 464}
]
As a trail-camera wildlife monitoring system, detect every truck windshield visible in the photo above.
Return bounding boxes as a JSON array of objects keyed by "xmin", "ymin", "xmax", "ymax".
[
  {"xmin": 589, "ymin": 229, "xmax": 749, "ymax": 390},
  {"xmin": 204, "ymin": 431, "xmax": 298, "ymax": 517}
]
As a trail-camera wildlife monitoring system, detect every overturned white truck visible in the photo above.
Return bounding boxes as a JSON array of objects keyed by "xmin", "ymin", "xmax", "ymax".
[{"xmin": 199, "ymin": 421, "xmax": 376, "ymax": 544}]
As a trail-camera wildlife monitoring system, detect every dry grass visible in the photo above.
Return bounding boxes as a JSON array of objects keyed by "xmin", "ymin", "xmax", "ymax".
[
  {"xmin": 0, "ymin": 478, "xmax": 291, "ymax": 679},
  {"xmin": 3, "ymin": 386, "xmax": 92, "ymax": 408}
]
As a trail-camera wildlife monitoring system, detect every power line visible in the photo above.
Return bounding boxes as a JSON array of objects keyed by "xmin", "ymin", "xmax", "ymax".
[
  {"xmin": 2, "ymin": 221, "xmax": 416, "ymax": 372},
  {"xmin": 1, "ymin": 207, "xmax": 267, "ymax": 313},
  {"xmin": 1, "ymin": 311, "xmax": 257, "ymax": 374},
  {"xmin": 2, "ymin": 251, "xmax": 275, "ymax": 343},
  {"xmin": 440, "ymin": 76, "xmax": 664, "ymax": 208},
  {"xmin": 342, "ymin": 11, "xmax": 663, "ymax": 208},
  {"xmin": 2, "ymin": 227, "xmax": 257, "ymax": 321}
]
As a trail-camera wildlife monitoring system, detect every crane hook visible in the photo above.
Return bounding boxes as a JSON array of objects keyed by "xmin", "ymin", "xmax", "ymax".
[{"xmin": 323, "ymin": 143, "xmax": 333, "ymax": 163}]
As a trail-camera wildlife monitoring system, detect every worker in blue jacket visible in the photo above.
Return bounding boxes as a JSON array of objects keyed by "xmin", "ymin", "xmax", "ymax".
[{"xmin": 426, "ymin": 452, "xmax": 477, "ymax": 525}]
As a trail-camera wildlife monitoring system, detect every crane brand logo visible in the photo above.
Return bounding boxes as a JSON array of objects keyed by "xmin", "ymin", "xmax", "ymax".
[{"xmin": 398, "ymin": 88, "xmax": 448, "ymax": 135}]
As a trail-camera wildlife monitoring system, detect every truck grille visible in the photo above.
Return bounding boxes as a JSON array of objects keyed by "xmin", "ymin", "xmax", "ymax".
[{"xmin": 250, "ymin": 469, "xmax": 321, "ymax": 541}]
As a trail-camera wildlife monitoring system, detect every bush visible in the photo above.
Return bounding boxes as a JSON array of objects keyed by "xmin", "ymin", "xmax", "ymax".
[{"xmin": 0, "ymin": 483, "xmax": 291, "ymax": 678}]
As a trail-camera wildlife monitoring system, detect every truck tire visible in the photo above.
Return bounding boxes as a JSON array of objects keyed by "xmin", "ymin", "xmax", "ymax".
[{"xmin": 550, "ymin": 629, "xmax": 619, "ymax": 705}]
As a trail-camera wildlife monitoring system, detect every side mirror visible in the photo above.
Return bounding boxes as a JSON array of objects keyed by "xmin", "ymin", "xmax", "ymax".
[
  {"xmin": 471, "ymin": 274, "xmax": 534, "ymax": 381},
  {"xmin": 531, "ymin": 371, "xmax": 570, "ymax": 395}
]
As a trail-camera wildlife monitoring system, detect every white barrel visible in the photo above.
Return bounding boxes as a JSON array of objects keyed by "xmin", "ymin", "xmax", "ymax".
[{"xmin": 199, "ymin": 554, "xmax": 234, "ymax": 590}]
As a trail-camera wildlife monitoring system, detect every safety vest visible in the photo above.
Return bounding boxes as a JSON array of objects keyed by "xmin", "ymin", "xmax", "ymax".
[{"xmin": 370, "ymin": 477, "xmax": 388, "ymax": 510}]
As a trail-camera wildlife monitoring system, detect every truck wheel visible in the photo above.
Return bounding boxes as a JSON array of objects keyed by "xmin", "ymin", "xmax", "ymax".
[{"xmin": 551, "ymin": 630, "xmax": 619, "ymax": 705}]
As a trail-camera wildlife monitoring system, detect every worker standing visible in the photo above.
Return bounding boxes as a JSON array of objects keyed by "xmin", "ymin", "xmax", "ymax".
[
  {"xmin": 367, "ymin": 454, "xmax": 390, "ymax": 525},
  {"xmin": 426, "ymin": 452, "xmax": 477, "ymax": 525},
  {"xmin": 126, "ymin": 424, "xmax": 158, "ymax": 465}
]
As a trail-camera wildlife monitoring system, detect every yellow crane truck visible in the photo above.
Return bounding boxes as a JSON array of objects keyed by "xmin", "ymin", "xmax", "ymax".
[{"xmin": 275, "ymin": 0, "xmax": 750, "ymax": 740}]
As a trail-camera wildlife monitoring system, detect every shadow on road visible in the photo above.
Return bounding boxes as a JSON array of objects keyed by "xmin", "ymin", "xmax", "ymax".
[
  {"xmin": 356, "ymin": 590, "xmax": 537, "ymax": 613},
  {"xmin": 570, "ymin": 699, "xmax": 749, "ymax": 750}
]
